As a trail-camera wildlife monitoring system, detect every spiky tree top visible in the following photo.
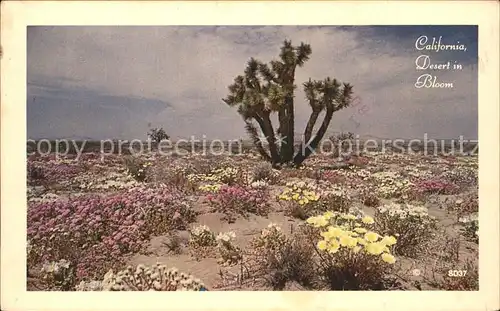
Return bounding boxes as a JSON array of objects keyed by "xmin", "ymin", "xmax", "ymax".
[{"xmin": 223, "ymin": 40, "xmax": 353, "ymax": 167}]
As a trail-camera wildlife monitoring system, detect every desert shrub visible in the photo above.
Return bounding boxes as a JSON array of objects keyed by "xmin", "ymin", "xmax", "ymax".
[
  {"xmin": 347, "ymin": 155, "xmax": 370, "ymax": 168},
  {"xmin": 76, "ymin": 263, "xmax": 205, "ymax": 291},
  {"xmin": 374, "ymin": 203, "xmax": 438, "ymax": 257},
  {"xmin": 188, "ymin": 225, "xmax": 217, "ymax": 260},
  {"xmin": 246, "ymin": 223, "xmax": 316, "ymax": 290},
  {"xmin": 279, "ymin": 166, "xmax": 319, "ymax": 181},
  {"xmin": 360, "ymin": 189, "xmax": 380, "ymax": 207},
  {"xmin": 123, "ymin": 156, "xmax": 150, "ymax": 182},
  {"xmin": 216, "ymin": 231, "xmax": 242, "ymax": 266},
  {"xmin": 423, "ymin": 240, "xmax": 479, "ymax": 291},
  {"xmin": 441, "ymin": 166, "xmax": 478, "ymax": 189},
  {"xmin": 206, "ymin": 185, "xmax": 270, "ymax": 222},
  {"xmin": 27, "ymin": 186, "xmax": 197, "ymax": 284},
  {"xmin": 370, "ymin": 172, "xmax": 414, "ymax": 199},
  {"xmin": 251, "ymin": 162, "xmax": 279, "ymax": 183},
  {"xmin": 437, "ymin": 259, "xmax": 479, "ymax": 290},
  {"xmin": 458, "ymin": 213, "xmax": 479, "ymax": 243},
  {"xmin": 329, "ymin": 132, "xmax": 355, "ymax": 157},
  {"xmin": 448, "ymin": 194, "xmax": 478, "ymax": 217},
  {"xmin": 306, "ymin": 211, "xmax": 398, "ymax": 290},
  {"xmin": 189, "ymin": 225, "xmax": 216, "ymax": 247},
  {"xmin": 311, "ymin": 187, "xmax": 352, "ymax": 214},
  {"xmin": 321, "ymin": 170, "xmax": 348, "ymax": 185},
  {"xmin": 153, "ymin": 166, "xmax": 198, "ymax": 191},
  {"xmin": 40, "ymin": 259, "xmax": 76, "ymax": 290},
  {"xmin": 250, "ymin": 180, "xmax": 269, "ymax": 189},
  {"xmin": 27, "ymin": 164, "xmax": 45, "ymax": 182},
  {"xmin": 163, "ymin": 232, "xmax": 183, "ymax": 255}
]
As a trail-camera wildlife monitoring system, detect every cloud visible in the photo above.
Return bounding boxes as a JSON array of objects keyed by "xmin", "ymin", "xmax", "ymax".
[{"xmin": 27, "ymin": 26, "xmax": 478, "ymax": 140}]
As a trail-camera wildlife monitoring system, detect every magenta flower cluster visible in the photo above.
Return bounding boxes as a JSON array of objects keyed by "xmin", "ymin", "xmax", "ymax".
[
  {"xmin": 28, "ymin": 186, "xmax": 196, "ymax": 281},
  {"xmin": 414, "ymin": 178, "xmax": 459, "ymax": 195},
  {"xmin": 27, "ymin": 161, "xmax": 86, "ymax": 184},
  {"xmin": 206, "ymin": 185, "xmax": 270, "ymax": 216}
]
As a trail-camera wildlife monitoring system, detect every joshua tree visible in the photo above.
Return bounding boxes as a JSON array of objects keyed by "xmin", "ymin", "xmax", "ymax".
[
  {"xmin": 147, "ymin": 127, "xmax": 170, "ymax": 143},
  {"xmin": 223, "ymin": 40, "xmax": 354, "ymax": 168}
]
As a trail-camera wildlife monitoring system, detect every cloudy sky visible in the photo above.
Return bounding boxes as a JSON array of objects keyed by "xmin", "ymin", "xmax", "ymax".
[{"xmin": 27, "ymin": 26, "xmax": 478, "ymax": 141}]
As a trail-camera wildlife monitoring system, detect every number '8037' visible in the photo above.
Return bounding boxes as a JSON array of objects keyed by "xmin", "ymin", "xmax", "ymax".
[{"xmin": 448, "ymin": 270, "xmax": 467, "ymax": 277}]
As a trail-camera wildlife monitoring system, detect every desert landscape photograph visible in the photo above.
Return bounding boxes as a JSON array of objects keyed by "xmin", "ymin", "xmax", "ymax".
[{"xmin": 25, "ymin": 25, "xmax": 479, "ymax": 291}]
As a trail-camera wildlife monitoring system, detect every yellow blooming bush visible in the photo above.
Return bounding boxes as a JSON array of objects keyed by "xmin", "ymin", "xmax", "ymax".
[
  {"xmin": 278, "ymin": 181, "xmax": 320, "ymax": 204},
  {"xmin": 277, "ymin": 181, "xmax": 321, "ymax": 219},
  {"xmin": 306, "ymin": 211, "xmax": 398, "ymax": 289},
  {"xmin": 187, "ymin": 167, "xmax": 241, "ymax": 187},
  {"xmin": 278, "ymin": 181, "xmax": 352, "ymax": 218},
  {"xmin": 198, "ymin": 184, "xmax": 222, "ymax": 193}
]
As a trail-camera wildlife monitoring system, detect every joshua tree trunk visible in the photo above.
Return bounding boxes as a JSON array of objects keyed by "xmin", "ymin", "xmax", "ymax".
[
  {"xmin": 286, "ymin": 96, "xmax": 295, "ymax": 161},
  {"xmin": 293, "ymin": 105, "xmax": 335, "ymax": 166},
  {"xmin": 259, "ymin": 112, "xmax": 281, "ymax": 165},
  {"xmin": 245, "ymin": 120, "xmax": 271, "ymax": 161},
  {"xmin": 281, "ymin": 70, "xmax": 296, "ymax": 163},
  {"xmin": 303, "ymin": 109, "xmax": 321, "ymax": 145},
  {"xmin": 278, "ymin": 108, "xmax": 288, "ymax": 162}
]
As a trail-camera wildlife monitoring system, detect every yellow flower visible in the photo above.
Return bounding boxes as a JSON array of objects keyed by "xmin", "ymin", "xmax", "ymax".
[
  {"xmin": 342, "ymin": 214, "xmax": 357, "ymax": 220},
  {"xmin": 357, "ymin": 237, "xmax": 367, "ymax": 245},
  {"xmin": 292, "ymin": 193, "xmax": 299, "ymax": 200},
  {"xmin": 323, "ymin": 211, "xmax": 334, "ymax": 220},
  {"xmin": 381, "ymin": 235, "xmax": 397, "ymax": 246},
  {"xmin": 339, "ymin": 235, "xmax": 351, "ymax": 247},
  {"xmin": 328, "ymin": 240, "xmax": 340, "ymax": 253},
  {"xmin": 364, "ymin": 231, "xmax": 380, "ymax": 242},
  {"xmin": 317, "ymin": 240, "xmax": 327, "ymax": 250},
  {"xmin": 354, "ymin": 227, "xmax": 367, "ymax": 234},
  {"xmin": 361, "ymin": 216, "xmax": 375, "ymax": 224},
  {"xmin": 303, "ymin": 198, "xmax": 309, "ymax": 204},
  {"xmin": 306, "ymin": 216, "xmax": 318, "ymax": 224},
  {"xmin": 365, "ymin": 242, "xmax": 385, "ymax": 255},
  {"xmin": 381, "ymin": 253, "xmax": 396, "ymax": 264},
  {"xmin": 316, "ymin": 217, "xmax": 328, "ymax": 227},
  {"xmin": 344, "ymin": 236, "xmax": 358, "ymax": 248},
  {"xmin": 298, "ymin": 199, "xmax": 305, "ymax": 205},
  {"xmin": 328, "ymin": 226, "xmax": 344, "ymax": 238}
]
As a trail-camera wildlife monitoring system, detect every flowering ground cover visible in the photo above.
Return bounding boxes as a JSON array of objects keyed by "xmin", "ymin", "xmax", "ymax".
[{"xmin": 27, "ymin": 151, "xmax": 478, "ymax": 291}]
